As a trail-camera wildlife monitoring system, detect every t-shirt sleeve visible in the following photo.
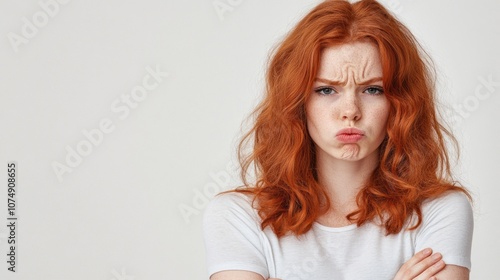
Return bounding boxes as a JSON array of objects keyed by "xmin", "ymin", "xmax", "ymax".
[
  {"xmin": 414, "ymin": 191, "xmax": 474, "ymax": 270},
  {"xmin": 203, "ymin": 192, "xmax": 269, "ymax": 279}
]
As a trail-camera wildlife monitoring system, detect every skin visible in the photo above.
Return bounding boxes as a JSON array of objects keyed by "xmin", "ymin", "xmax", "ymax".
[
  {"xmin": 210, "ymin": 41, "xmax": 469, "ymax": 280},
  {"xmin": 306, "ymin": 40, "xmax": 390, "ymax": 224}
]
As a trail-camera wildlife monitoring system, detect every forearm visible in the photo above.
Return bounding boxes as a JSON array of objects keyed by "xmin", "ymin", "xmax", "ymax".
[{"xmin": 432, "ymin": 264, "xmax": 469, "ymax": 280}]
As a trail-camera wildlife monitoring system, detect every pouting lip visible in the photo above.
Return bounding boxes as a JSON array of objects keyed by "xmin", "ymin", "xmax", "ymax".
[{"xmin": 336, "ymin": 127, "xmax": 365, "ymax": 136}]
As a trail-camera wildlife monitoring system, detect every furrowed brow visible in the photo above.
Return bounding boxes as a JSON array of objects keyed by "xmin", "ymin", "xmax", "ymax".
[
  {"xmin": 315, "ymin": 78, "xmax": 343, "ymax": 86},
  {"xmin": 314, "ymin": 77, "xmax": 383, "ymax": 86},
  {"xmin": 358, "ymin": 77, "xmax": 383, "ymax": 85}
]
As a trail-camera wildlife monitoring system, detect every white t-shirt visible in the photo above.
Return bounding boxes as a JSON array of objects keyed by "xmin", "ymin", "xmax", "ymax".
[{"xmin": 203, "ymin": 191, "xmax": 473, "ymax": 279}]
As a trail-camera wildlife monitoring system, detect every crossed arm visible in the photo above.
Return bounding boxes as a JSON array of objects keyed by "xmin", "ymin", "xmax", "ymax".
[{"xmin": 210, "ymin": 248, "xmax": 469, "ymax": 280}]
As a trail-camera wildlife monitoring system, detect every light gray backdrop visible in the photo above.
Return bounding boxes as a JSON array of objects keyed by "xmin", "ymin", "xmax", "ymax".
[{"xmin": 0, "ymin": 0, "xmax": 498, "ymax": 279}]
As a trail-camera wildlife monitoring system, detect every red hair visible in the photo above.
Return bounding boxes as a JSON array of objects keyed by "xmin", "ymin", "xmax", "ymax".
[{"xmin": 234, "ymin": 0, "xmax": 470, "ymax": 237}]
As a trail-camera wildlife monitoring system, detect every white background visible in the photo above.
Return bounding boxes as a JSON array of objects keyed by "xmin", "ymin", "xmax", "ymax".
[{"xmin": 0, "ymin": 0, "xmax": 498, "ymax": 279}]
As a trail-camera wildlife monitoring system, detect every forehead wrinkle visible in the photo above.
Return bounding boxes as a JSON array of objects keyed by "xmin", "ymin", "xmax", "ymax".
[
  {"xmin": 339, "ymin": 62, "xmax": 363, "ymax": 85},
  {"xmin": 361, "ymin": 58, "xmax": 369, "ymax": 81},
  {"xmin": 319, "ymin": 42, "xmax": 382, "ymax": 86},
  {"xmin": 315, "ymin": 76, "xmax": 383, "ymax": 86}
]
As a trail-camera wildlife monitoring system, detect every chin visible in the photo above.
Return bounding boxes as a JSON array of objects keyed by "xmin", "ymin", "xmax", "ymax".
[{"xmin": 339, "ymin": 145, "xmax": 361, "ymax": 159}]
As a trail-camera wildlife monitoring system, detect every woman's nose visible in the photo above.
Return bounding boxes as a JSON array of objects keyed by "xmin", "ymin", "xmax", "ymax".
[{"xmin": 340, "ymin": 94, "xmax": 361, "ymax": 121}]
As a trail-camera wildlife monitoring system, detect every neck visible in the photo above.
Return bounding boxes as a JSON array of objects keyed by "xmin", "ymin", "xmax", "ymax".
[{"xmin": 316, "ymin": 148, "xmax": 379, "ymax": 211}]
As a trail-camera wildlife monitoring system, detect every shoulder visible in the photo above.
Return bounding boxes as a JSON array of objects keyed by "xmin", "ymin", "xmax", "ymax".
[
  {"xmin": 423, "ymin": 190, "xmax": 471, "ymax": 205},
  {"xmin": 203, "ymin": 192, "xmax": 270, "ymax": 279},
  {"xmin": 206, "ymin": 191, "xmax": 257, "ymax": 213},
  {"xmin": 204, "ymin": 191, "xmax": 261, "ymax": 226},
  {"xmin": 414, "ymin": 191, "xmax": 474, "ymax": 270},
  {"xmin": 420, "ymin": 191, "xmax": 473, "ymax": 221}
]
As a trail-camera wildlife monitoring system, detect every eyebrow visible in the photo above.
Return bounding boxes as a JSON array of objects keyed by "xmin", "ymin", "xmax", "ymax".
[{"xmin": 315, "ymin": 77, "xmax": 383, "ymax": 86}]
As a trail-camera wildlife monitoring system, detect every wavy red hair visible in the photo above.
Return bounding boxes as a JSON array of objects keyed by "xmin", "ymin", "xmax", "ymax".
[{"xmin": 233, "ymin": 0, "xmax": 470, "ymax": 237}]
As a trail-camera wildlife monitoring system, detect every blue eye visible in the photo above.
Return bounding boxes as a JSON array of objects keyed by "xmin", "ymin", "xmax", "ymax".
[
  {"xmin": 315, "ymin": 87, "xmax": 336, "ymax": 95},
  {"xmin": 364, "ymin": 86, "xmax": 384, "ymax": 95}
]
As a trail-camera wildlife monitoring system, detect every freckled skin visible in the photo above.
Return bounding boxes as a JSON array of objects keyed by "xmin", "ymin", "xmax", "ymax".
[{"xmin": 306, "ymin": 40, "xmax": 390, "ymax": 164}]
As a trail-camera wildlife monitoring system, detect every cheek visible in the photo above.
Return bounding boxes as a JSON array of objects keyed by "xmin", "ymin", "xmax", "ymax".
[
  {"xmin": 305, "ymin": 99, "xmax": 322, "ymax": 129},
  {"xmin": 305, "ymin": 100, "xmax": 330, "ymax": 143},
  {"xmin": 305, "ymin": 109, "xmax": 320, "ymax": 136},
  {"xmin": 370, "ymin": 101, "xmax": 390, "ymax": 130}
]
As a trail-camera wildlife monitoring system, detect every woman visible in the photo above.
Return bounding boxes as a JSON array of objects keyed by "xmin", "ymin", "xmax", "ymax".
[{"xmin": 203, "ymin": 0, "xmax": 473, "ymax": 279}]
